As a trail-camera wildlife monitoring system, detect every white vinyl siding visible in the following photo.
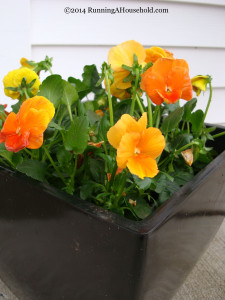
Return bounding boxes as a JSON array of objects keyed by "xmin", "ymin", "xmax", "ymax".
[{"xmin": 0, "ymin": 0, "xmax": 225, "ymax": 123}]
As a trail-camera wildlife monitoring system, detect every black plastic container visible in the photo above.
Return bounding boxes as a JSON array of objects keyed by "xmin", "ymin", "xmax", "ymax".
[{"xmin": 0, "ymin": 126, "xmax": 225, "ymax": 300}]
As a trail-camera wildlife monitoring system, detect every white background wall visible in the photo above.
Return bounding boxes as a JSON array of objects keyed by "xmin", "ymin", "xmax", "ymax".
[{"xmin": 1, "ymin": 0, "xmax": 225, "ymax": 123}]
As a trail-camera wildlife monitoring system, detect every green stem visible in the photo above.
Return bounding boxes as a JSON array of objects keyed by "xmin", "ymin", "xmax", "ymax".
[
  {"xmin": 130, "ymin": 69, "xmax": 140, "ymax": 116},
  {"xmin": 155, "ymin": 106, "xmax": 161, "ymax": 128},
  {"xmin": 67, "ymin": 104, "xmax": 73, "ymax": 122},
  {"xmin": 158, "ymin": 142, "xmax": 196, "ymax": 168},
  {"xmin": 152, "ymin": 105, "xmax": 160, "ymax": 127},
  {"xmin": 47, "ymin": 67, "xmax": 53, "ymax": 75},
  {"xmin": 187, "ymin": 121, "xmax": 190, "ymax": 134},
  {"xmin": 174, "ymin": 142, "xmax": 195, "ymax": 155},
  {"xmin": 203, "ymin": 81, "xmax": 213, "ymax": 124},
  {"xmin": 24, "ymin": 148, "xmax": 33, "ymax": 157},
  {"xmin": 24, "ymin": 89, "xmax": 30, "ymax": 99},
  {"xmin": 114, "ymin": 170, "xmax": 127, "ymax": 208},
  {"xmin": 107, "ymin": 162, "xmax": 118, "ymax": 192},
  {"xmin": 181, "ymin": 121, "xmax": 185, "ymax": 131},
  {"xmin": 104, "ymin": 67, "xmax": 114, "ymax": 127},
  {"xmin": 146, "ymin": 95, "xmax": 153, "ymax": 127},
  {"xmin": 212, "ymin": 131, "xmax": 225, "ymax": 139},
  {"xmin": 136, "ymin": 95, "xmax": 145, "ymax": 114},
  {"xmin": 43, "ymin": 146, "xmax": 66, "ymax": 184}
]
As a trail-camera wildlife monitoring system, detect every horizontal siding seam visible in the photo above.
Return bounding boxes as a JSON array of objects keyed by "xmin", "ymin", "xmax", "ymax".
[{"xmin": 31, "ymin": 44, "xmax": 225, "ymax": 50}]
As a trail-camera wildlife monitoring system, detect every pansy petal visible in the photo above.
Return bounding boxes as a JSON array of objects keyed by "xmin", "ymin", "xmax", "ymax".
[
  {"xmin": 21, "ymin": 108, "xmax": 50, "ymax": 136},
  {"xmin": 145, "ymin": 47, "xmax": 167, "ymax": 63},
  {"xmin": 113, "ymin": 70, "xmax": 132, "ymax": 89},
  {"xmin": 108, "ymin": 40, "xmax": 146, "ymax": 72},
  {"xmin": 117, "ymin": 132, "xmax": 140, "ymax": 169},
  {"xmin": 127, "ymin": 155, "xmax": 159, "ymax": 179},
  {"xmin": 19, "ymin": 96, "xmax": 55, "ymax": 124},
  {"xmin": 137, "ymin": 128, "xmax": 165, "ymax": 159},
  {"xmin": 0, "ymin": 132, "xmax": 6, "ymax": 144},
  {"xmin": 28, "ymin": 134, "xmax": 43, "ymax": 149},
  {"xmin": 107, "ymin": 114, "xmax": 140, "ymax": 149},
  {"xmin": 137, "ymin": 112, "xmax": 147, "ymax": 132},
  {"xmin": 4, "ymin": 132, "xmax": 30, "ymax": 153},
  {"xmin": 109, "ymin": 81, "xmax": 130, "ymax": 99},
  {"xmin": 1, "ymin": 112, "xmax": 18, "ymax": 135}
]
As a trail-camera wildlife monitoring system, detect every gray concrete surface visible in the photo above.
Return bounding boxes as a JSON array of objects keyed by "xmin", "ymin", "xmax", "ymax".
[{"xmin": 0, "ymin": 219, "xmax": 224, "ymax": 300}]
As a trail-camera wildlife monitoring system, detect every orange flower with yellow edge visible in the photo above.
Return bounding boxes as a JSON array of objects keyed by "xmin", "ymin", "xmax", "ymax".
[
  {"xmin": 0, "ymin": 96, "xmax": 55, "ymax": 152},
  {"xmin": 108, "ymin": 40, "xmax": 146, "ymax": 90},
  {"xmin": 141, "ymin": 58, "xmax": 193, "ymax": 105},
  {"xmin": 107, "ymin": 112, "xmax": 165, "ymax": 179},
  {"xmin": 145, "ymin": 47, "xmax": 174, "ymax": 64}
]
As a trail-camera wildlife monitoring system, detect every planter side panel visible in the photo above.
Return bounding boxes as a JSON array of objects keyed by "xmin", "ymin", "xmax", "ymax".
[
  {"xmin": 0, "ymin": 169, "xmax": 145, "ymax": 300},
  {"xmin": 141, "ymin": 159, "xmax": 225, "ymax": 300}
]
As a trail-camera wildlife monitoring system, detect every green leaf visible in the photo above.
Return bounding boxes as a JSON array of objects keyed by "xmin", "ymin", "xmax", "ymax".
[
  {"xmin": 154, "ymin": 173, "xmax": 179, "ymax": 194},
  {"xmin": 68, "ymin": 77, "xmax": 90, "ymax": 100},
  {"xmin": 82, "ymin": 65, "xmax": 102, "ymax": 95},
  {"xmin": 130, "ymin": 197, "xmax": 152, "ymax": 219},
  {"xmin": 161, "ymin": 107, "xmax": 184, "ymax": 133},
  {"xmin": 83, "ymin": 101, "xmax": 95, "ymax": 112},
  {"xmin": 11, "ymin": 101, "xmax": 22, "ymax": 114},
  {"xmin": 0, "ymin": 144, "xmax": 13, "ymax": 162},
  {"xmin": 62, "ymin": 80, "xmax": 78, "ymax": 107},
  {"xmin": 86, "ymin": 110, "xmax": 101, "ymax": 126},
  {"xmin": 163, "ymin": 102, "xmax": 180, "ymax": 113},
  {"xmin": 0, "ymin": 105, "xmax": 5, "ymax": 112},
  {"xmin": 190, "ymin": 109, "xmax": 204, "ymax": 135},
  {"xmin": 77, "ymin": 99, "xmax": 86, "ymax": 116},
  {"xmin": 80, "ymin": 181, "xmax": 105, "ymax": 200},
  {"xmin": 169, "ymin": 133, "xmax": 193, "ymax": 151},
  {"xmin": 48, "ymin": 121, "xmax": 64, "ymax": 131},
  {"xmin": 56, "ymin": 147, "xmax": 73, "ymax": 167},
  {"xmin": 98, "ymin": 113, "xmax": 110, "ymax": 142},
  {"xmin": 38, "ymin": 75, "xmax": 63, "ymax": 108},
  {"xmin": 89, "ymin": 158, "xmax": 105, "ymax": 183},
  {"xmin": 133, "ymin": 175, "xmax": 152, "ymax": 191},
  {"xmin": 64, "ymin": 116, "xmax": 89, "ymax": 154},
  {"xmin": 17, "ymin": 159, "xmax": 47, "ymax": 182},
  {"xmin": 169, "ymin": 170, "xmax": 194, "ymax": 186},
  {"xmin": 183, "ymin": 98, "xmax": 197, "ymax": 121}
]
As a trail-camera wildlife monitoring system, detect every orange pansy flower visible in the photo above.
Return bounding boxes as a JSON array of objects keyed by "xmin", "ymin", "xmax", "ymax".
[
  {"xmin": 141, "ymin": 58, "xmax": 192, "ymax": 105},
  {"xmin": 108, "ymin": 40, "xmax": 146, "ymax": 90},
  {"xmin": 107, "ymin": 113, "xmax": 165, "ymax": 179},
  {"xmin": 0, "ymin": 96, "xmax": 55, "ymax": 152}
]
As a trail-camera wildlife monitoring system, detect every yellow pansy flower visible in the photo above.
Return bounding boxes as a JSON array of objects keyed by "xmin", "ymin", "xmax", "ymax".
[
  {"xmin": 20, "ymin": 58, "xmax": 34, "ymax": 69},
  {"xmin": 191, "ymin": 75, "xmax": 210, "ymax": 96},
  {"xmin": 3, "ymin": 67, "xmax": 41, "ymax": 99},
  {"xmin": 145, "ymin": 47, "xmax": 174, "ymax": 64},
  {"xmin": 108, "ymin": 40, "xmax": 146, "ymax": 90}
]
